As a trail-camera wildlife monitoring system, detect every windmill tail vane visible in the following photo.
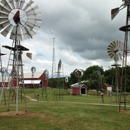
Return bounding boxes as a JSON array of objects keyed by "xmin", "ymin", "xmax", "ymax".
[
  {"xmin": 26, "ymin": 53, "xmax": 32, "ymax": 59},
  {"xmin": 111, "ymin": 1, "xmax": 130, "ymax": 20}
]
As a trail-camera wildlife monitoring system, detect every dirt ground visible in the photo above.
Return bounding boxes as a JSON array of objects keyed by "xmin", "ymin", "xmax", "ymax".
[
  {"xmin": 0, "ymin": 111, "xmax": 39, "ymax": 117},
  {"xmin": 119, "ymin": 110, "xmax": 130, "ymax": 115}
]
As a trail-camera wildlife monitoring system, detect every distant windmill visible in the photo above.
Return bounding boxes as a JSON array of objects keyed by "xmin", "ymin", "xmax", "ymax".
[
  {"xmin": 107, "ymin": 41, "xmax": 124, "ymax": 102},
  {"xmin": 53, "ymin": 59, "xmax": 63, "ymax": 100},
  {"xmin": 42, "ymin": 69, "xmax": 49, "ymax": 100},
  {"xmin": 57, "ymin": 59, "xmax": 62, "ymax": 78}
]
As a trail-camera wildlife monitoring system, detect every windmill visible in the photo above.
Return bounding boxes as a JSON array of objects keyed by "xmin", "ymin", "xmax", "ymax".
[
  {"xmin": 57, "ymin": 59, "xmax": 62, "ymax": 78},
  {"xmin": 107, "ymin": 41, "xmax": 124, "ymax": 102},
  {"xmin": 53, "ymin": 59, "xmax": 63, "ymax": 100},
  {"xmin": 107, "ymin": 41, "xmax": 124, "ymax": 65},
  {"xmin": 64, "ymin": 77, "xmax": 69, "ymax": 90},
  {"xmin": 74, "ymin": 69, "xmax": 84, "ymax": 95},
  {"xmin": 0, "ymin": 0, "xmax": 42, "ymax": 114},
  {"xmin": 31, "ymin": 66, "xmax": 36, "ymax": 87},
  {"xmin": 111, "ymin": 0, "xmax": 130, "ymax": 110},
  {"xmin": 42, "ymin": 69, "xmax": 49, "ymax": 100}
]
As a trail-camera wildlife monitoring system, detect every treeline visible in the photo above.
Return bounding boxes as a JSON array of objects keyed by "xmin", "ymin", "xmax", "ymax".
[{"xmin": 49, "ymin": 65, "xmax": 130, "ymax": 92}]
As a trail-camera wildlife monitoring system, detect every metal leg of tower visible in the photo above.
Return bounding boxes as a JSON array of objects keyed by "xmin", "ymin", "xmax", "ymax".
[{"xmin": 6, "ymin": 41, "xmax": 27, "ymax": 114}]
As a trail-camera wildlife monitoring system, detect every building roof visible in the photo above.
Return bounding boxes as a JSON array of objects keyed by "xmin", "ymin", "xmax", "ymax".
[
  {"xmin": 70, "ymin": 83, "xmax": 87, "ymax": 88},
  {"xmin": 24, "ymin": 72, "xmax": 43, "ymax": 78},
  {"xmin": 19, "ymin": 80, "xmax": 41, "ymax": 84}
]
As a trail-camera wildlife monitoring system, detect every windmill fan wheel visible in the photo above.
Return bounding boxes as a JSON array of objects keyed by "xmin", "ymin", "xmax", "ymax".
[
  {"xmin": 107, "ymin": 41, "xmax": 124, "ymax": 61},
  {"xmin": 0, "ymin": 0, "xmax": 42, "ymax": 41}
]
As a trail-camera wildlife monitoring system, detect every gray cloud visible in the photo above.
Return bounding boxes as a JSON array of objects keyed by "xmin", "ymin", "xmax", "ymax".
[{"xmin": 0, "ymin": 0, "xmax": 126, "ymax": 75}]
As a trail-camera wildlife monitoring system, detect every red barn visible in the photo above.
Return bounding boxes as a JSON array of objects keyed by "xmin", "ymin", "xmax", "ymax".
[
  {"xmin": 70, "ymin": 83, "xmax": 87, "ymax": 95},
  {"xmin": 0, "ymin": 72, "xmax": 48, "ymax": 88}
]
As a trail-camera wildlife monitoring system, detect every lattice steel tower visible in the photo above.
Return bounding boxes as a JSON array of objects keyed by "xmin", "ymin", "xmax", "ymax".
[{"xmin": 52, "ymin": 38, "xmax": 56, "ymax": 78}]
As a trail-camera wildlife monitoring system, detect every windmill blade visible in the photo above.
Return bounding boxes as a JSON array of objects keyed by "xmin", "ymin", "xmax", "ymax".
[
  {"xmin": 0, "ymin": 5, "xmax": 10, "ymax": 14},
  {"xmin": 110, "ymin": 42, "xmax": 116, "ymax": 48},
  {"xmin": 23, "ymin": 0, "xmax": 34, "ymax": 11},
  {"xmin": 0, "ymin": 18, "xmax": 8, "ymax": 24},
  {"xmin": 25, "ymin": 25, "xmax": 36, "ymax": 38},
  {"xmin": 107, "ymin": 52, "xmax": 115, "ymax": 58},
  {"xmin": 107, "ymin": 49, "xmax": 114, "ymax": 53},
  {"xmin": 10, "ymin": 26, "xmax": 16, "ymax": 40},
  {"xmin": 27, "ymin": 12, "xmax": 41, "ymax": 17},
  {"xmin": 107, "ymin": 51, "xmax": 114, "ymax": 56},
  {"xmin": 111, "ymin": 7, "xmax": 119, "ymax": 20},
  {"xmin": 29, "ymin": 29, "xmax": 36, "ymax": 36},
  {"xmin": 15, "ymin": 0, "xmax": 20, "ymax": 9},
  {"xmin": 0, "ymin": 12, "xmax": 8, "ymax": 18},
  {"xmin": 10, "ymin": 26, "xmax": 23, "ymax": 41},
  {"xmin": 20, "ymin": 26, "xmax": 30, "ymax": 39},
  {"xmin": 25, "ymin": 21, "xmax": 34, "ymax": 30},
  {"xmin": 109, "ymin": 54, "xmax": 114, "ymax": 59},
  {"xmin": 107, "ymin": 46, "xmax": 113, "ymax": 51},
  {"xmin": 25, "ymin": 5, "xmax": 38, "ymax": 14},
  {"xmin": 1, "ymin": 0, "xmax": 12, "ymax": 11},
  {"xmin": 19, "ymin": 0, "xmax": 25, "ymax": 10},
  {"xmin": 27, "ymin": 18, "xmax": 42, "ymax": 23},
  {"xmin": 8, "ymin": 0, "xmax": 15, "ymax": 9},
  {"xmin": 21, "ymin": 26, "xmax": 32, "ymax": 39},
  {"xmin": 16, "ymin": 26, "xmax": 22, "ymax": 40},
  {"xmin": 1, "ymin": 24, "xmax": 13, "ymax": 37},
  {"xmin": 33, "ymin": 24, "xmax": 40, "ymax": 30},
  {"xmin": 26, "ymin": 21, "xmax": 40, "ymax": 30},
  {"xmin": 115, "ymin": 40, "xmax": 119, "ymax": 47},
  {"xmin": 0, "ymin": 20, "xmax": 10, "ymax": 31},
  {"xmin": 24, "ymin": 26, "xmax": 32, "ymax": 38}
]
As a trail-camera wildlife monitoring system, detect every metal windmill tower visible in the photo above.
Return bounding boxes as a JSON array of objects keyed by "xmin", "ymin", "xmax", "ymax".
[
  {"xmin": 52, "ymin": 38, "xmax": 56, "ymax": 78},
  {"xmin": 111, "ymin": 0, "xmax": 130, "ymax": 111},
  {"xmin": 0, "ymin": 0, "xmax": 42, "ymax": 114},
  {"xmin": 0, "ymin": 47, "xmax": 6, "ymax": 105}
]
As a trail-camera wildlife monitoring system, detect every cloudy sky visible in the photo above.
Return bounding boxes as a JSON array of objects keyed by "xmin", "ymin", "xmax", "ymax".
[{"xmin": 0, "ymin": 0, "xmax": 128, "ymax": 77}]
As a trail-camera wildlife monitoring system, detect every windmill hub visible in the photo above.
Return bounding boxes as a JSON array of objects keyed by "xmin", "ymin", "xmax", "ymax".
[
  {"xmin": 9, "ymin": 9, "xmax": 27, "ymax": 26},
  {"xmin": 13, "ymin": 10, "xmax": 20, "ymax": 24},
  {"xmin": 114, "ymin": 49, "xmax": 118, "ymax": 53}
]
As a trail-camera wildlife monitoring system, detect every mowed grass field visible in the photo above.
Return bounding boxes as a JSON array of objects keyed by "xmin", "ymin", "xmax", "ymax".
[{"xmin": 0, "ymin": 87, "xmax": 130, "ymax": 130}]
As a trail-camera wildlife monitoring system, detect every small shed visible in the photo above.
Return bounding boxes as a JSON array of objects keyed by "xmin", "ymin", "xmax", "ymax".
[
  {"xmin": 104, "ymin": 83, "xmax": 114, "ymax": 91},
  {"xmin": 70, "ymin": 83, "xmax": 87, "ymax": 95}
]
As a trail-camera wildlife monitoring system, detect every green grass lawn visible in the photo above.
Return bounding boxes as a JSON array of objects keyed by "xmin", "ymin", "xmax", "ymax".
[{"xmin": 0, "ymin": 88, "xmax": 130, "ymax": 130}]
